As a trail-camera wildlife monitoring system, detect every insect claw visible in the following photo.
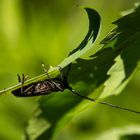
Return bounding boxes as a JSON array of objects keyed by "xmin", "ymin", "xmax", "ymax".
[
  {"xmin": 42, "ymin": 63, "xmax": 52, "ymax": 80},
  {"xmin": 17, "ymin": 74, "xmax": 21, "ymax": 82},
  {"xmin": 41, "ymin": 63, "xmax": 48, "ymax": 73}
]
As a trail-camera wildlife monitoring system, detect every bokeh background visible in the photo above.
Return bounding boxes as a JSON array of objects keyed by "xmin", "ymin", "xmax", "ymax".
[{"xmin": 0, "ymin": 0, "xmax": 140, "ymax": 140}]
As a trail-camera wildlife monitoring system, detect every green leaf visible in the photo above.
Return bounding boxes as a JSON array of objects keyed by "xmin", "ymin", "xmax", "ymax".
[
  {"xmin": 24, "ymin": 109, "xmax": 51, "ymax": 140},
  {"xmin": 23, "ymin": 7, "xmax": 101, "ymax": 140},
  {"xmin": 99, "ymin": 4, "xmax": 140, "ymax": 98}
]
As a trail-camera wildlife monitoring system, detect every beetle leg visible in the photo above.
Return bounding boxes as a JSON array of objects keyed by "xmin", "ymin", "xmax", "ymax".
[
  {"xmin": 17, "ymin": 74, "xmax": 21, "ymax": 82},
  {"xmin": 42, "ymin": 63, "xmax": 53, "ymax": 81},
  {"xmin": 20, "ymin": 74, "xmax": 25, "ymax": 93},
  {"xmin": 52, "ymin": 81, "xmax": 63, "ymax": 91},
  {"xmin": 20, "ymin": 74, "xmax": 29, "ymax": 93},
  {"xmin": 24, "ymin": 84, "xmax": 35, "ymax": 93}
]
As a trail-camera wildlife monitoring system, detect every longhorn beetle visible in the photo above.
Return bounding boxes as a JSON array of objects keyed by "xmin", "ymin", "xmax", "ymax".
[
  {"xmin": 12, "ymin": 64, "xmax": 140, "ymax": 115},
  {"xmin": 12, "ymin": 64, "xmax": 69, "ymax": 97}
]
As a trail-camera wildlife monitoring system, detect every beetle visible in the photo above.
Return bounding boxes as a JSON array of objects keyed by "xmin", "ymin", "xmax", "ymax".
[
  {"xmin": 11, "ymin": 64, "xmax": 140, "ymax": 115},
  {"xmin": 12, "ymin": 64, "xmax": 70, "ymax": 97}
]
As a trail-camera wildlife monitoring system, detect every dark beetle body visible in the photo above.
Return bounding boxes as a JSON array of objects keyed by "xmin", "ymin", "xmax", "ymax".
[
  {"xmin": 12, "ymin": 78, "xmax": 68, "ymax": 97},
  {"xmin": 12, "ymin": 65, "xmax": 70, "ymax": 97}
]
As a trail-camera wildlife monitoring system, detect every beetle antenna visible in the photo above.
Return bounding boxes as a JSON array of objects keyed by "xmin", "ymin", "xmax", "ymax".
[{"xmin": 67, "ymin": 86, "xmax": 140, "ymax": 115}]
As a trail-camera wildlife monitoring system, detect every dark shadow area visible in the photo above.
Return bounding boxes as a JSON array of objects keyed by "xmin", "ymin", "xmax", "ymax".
[
  {"xmin": 114, "ymin": 6, "xmax": 140, "ymax": 83},
  {"xmin": 120, "ymin": 134, "xmax": 140, "ymax": 140}
]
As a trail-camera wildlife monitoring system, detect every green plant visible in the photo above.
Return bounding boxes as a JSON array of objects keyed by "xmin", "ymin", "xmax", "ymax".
[{"xmin": 1, "ymin": 3, "xmax": 140, "ymax": 140}]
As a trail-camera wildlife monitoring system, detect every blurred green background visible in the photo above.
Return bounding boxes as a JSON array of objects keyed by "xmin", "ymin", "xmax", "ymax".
[{"xmin": 0, "ymin": 0, "xmax": 140, "ymax": 140}]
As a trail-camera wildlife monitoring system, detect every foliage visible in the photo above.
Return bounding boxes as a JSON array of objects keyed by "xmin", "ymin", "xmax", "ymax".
[
  {"xmin": 0, "ymin": 1, "xmax": 140, "ymax": 140},
  {"xmin": 24, "ymin": 4, "xmax": 140, "ymax": 140}
]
